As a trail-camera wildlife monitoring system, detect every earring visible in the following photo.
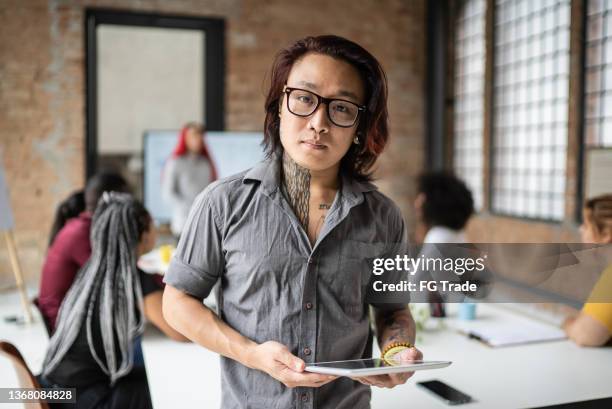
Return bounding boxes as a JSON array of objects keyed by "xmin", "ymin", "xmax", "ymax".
[{"xmin": 353, "ymin": 136, "xmax": 360, "ymax": 145}]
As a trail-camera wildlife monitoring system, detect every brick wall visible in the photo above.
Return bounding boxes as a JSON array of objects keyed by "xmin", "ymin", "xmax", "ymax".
[{"xmin": 0, "ymin": 0, "xmax": 427, "ymax": 286}]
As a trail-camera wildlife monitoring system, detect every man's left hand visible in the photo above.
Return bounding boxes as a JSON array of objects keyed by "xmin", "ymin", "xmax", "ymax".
[{"xmin": 352, "ymin": 346, "xmax": 423, "ymax": 388}]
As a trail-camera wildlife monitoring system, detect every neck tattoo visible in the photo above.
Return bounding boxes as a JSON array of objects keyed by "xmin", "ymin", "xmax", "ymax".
[
  {"xmin": 319, "ymin": 203, "xmax": 332, "ymax": 210},
  {"xmin": 282, "ymin": 152, "xmax": 311, "ymax": 228}
]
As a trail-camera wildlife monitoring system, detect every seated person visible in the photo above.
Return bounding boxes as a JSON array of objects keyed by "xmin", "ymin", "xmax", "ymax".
[
  {"xmin": 40, "ymin": 193, "xmax": 184, "ymax": 409},
  {"xmin": 414, "ymin": 171, "xmax": 474, "ymax": 244},
  {"xmin": 563, "ymin": 194, "xmax": 612, "ymax": 347},
  {"xmin": 47, "ymin": 190, "xmax": 85, "ymax": 247},
  {"xmin": 38, "ymin": 172, "xmax": 182, "ymax": 341},
  {"xmin": 411, "ymin": 172, "xmax": 476, "ymax": 309},
  {"xmin": 38, "ymin": 171, "xmax": 130, "ymax": 331}
]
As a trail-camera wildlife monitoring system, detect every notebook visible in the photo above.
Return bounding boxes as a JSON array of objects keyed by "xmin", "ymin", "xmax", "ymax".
[{"xmin": 452, "ymin": 319, "xmax": 566, "ymax": 347}]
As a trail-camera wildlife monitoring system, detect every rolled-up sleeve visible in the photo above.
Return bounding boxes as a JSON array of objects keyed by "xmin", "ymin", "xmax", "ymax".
[{"xmin": 164, "ymin": 188, "xmax": 224, "ymax": 300}]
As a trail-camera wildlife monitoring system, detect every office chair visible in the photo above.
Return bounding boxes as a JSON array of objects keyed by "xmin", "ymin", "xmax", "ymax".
[{"xmin": 0, "ymin": 341, "xmax": 50, "ymax": 409}]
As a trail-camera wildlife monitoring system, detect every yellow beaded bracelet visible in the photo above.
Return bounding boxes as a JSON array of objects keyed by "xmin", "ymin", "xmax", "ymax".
[{"xmin": 381, "ymin": 342, "xmax": 414, "ymax": 364}]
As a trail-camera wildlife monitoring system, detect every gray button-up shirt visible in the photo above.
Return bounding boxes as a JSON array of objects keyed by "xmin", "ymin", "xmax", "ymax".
[{"xmin": 164, "ymin": 156, "xmax": 408, "ymax": 409}]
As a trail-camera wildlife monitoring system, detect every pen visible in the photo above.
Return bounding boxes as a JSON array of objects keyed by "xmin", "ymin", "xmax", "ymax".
[
  {"xmin": 467, "ymin": 331, "xmax": 490, "ymax": 346},
  {"xmin": 467, "ymin": 332, "xmax": 482, "ymax": 341}
]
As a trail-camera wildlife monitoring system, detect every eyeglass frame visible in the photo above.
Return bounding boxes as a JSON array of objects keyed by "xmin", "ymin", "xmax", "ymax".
[{"xmin": 282, "ymin": 85, "xmax": 366, "ymax": 128}]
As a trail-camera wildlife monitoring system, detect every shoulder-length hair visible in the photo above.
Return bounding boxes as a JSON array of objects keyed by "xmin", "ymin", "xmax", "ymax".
[
  {"xmin": 263, "ymin": 35, "xmax": 389, "ymax": 181},
  {"xmin": 171, "ymin": 122, "xmax": 218, "ymax": 180}
]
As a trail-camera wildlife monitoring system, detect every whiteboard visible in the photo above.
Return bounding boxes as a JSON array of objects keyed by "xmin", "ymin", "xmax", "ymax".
[{"xmin": 143, "ymin": 130, "xmax": 266, "ymax": 223}]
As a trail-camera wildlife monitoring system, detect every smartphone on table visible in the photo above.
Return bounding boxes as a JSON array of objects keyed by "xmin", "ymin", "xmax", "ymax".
[{"xmin": 417, "ymin": 380, "xmax": 473, "ymax": 405}]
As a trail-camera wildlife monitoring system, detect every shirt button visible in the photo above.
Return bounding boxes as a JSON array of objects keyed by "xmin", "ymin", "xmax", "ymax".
[
  {"xmin": 307, "ymin": 258, "xmax": 314, "ymax": 264},
  {"xmin": 301, "ymin": 393, "xmax": 309, "ymax": 402},
  {"xmin": 305, "ymin": 302, "xmax": 313, "ymax": 310},
  {"xmin": 303, "ymin": 347, "xmax": 311, "ymax": 356}
]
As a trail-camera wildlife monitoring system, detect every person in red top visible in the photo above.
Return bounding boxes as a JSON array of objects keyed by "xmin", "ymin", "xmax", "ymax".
[
  {"xmin": 47, "ymin": 189, "xmax": 85, "ymax": 247},
  {"xmin": 38, "ymin": 172, "xmax": 130, "ymax": 331}
]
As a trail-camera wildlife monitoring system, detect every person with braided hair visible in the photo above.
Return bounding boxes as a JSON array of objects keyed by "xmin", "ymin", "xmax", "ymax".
[
  {"xmin": 39, "ymin": 172, "xmax": 130, "ymax": 332},
  {"xmin": 39, "ymin": 193, "xmax": 182, "ymax": 409},
  {"xmin": 563, "ymin": 194, "xmax": 612, "ymax": 347}
]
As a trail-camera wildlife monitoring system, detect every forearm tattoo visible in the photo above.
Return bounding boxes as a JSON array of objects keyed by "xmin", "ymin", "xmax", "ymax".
[
  {"xmin": 282, "ymin": 152, "xmax": 311, "ymax": 228},
  {"xmin": 376, "ymin": 308, "xmax": 416, "ymax": 346}
]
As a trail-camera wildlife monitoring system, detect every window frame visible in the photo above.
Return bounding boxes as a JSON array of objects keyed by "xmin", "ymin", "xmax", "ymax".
[{"xmin": 84, "ymin": 8, "xmax": 226, "ymax": 179}]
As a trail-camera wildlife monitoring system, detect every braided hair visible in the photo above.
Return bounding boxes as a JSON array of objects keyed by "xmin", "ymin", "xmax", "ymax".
[{"xmin": 43, "ymin": 192, "xmax": 151, "ymax": 385}]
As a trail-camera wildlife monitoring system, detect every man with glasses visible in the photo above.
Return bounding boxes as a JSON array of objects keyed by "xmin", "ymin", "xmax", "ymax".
[{"xmin": 163, "ymin": 35, "xmax": 421, "ymax": 409}]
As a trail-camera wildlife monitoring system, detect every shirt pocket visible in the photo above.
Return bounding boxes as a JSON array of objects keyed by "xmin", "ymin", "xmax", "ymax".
[{"xmin": 335, "ymin": 240, "xmax": 387, "ymax": 315}]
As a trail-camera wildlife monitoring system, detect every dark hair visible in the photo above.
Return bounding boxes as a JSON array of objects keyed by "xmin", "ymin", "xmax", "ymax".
[
  {"xmin": 48, "ymin": 190, "xmax": 85, "ymax": 246},
  {"xmin": 418, "ymin": 171, "xmax": 474, "ymax": 230},
  {"xmin": 84, "ymin": 171, "xmax": 130, "ymax": 212},
  {"xmin": 584, "ymin": 194, "xmax": 612, "ymax": 240},
  {"xmin": 263, "ymin": 35, "xmax": 389, "ymax": 181}
]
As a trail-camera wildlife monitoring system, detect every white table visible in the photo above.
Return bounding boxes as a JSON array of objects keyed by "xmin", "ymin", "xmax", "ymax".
[
  {"xmin": 142, "ymin": 303, "xmax": 612, "ymax": 408},
  {"xmin": 370, "ymin": 304, "xmax": 612, "ymax": 408}
]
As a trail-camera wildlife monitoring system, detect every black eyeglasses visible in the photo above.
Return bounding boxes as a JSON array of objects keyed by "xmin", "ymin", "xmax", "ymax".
[{"xmin": 282, "ymin": 85, "xmax": 366, "ymax": 128}]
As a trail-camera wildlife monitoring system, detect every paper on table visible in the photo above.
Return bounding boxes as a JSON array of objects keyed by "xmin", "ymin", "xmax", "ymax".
[{"xmin": 452, "ymin": 319, "xmax": 566, "ymax": 347}]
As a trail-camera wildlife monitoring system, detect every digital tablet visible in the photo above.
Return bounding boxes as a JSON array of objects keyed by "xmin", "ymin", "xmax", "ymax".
[{"xmin": 304, "ymin": 359, "xmax": 451, "ymax": 377}]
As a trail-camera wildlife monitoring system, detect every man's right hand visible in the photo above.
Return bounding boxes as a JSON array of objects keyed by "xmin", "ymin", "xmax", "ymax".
[{"xmin": 245, "ymin": 341, "xmax": 337, "ymax": 388}]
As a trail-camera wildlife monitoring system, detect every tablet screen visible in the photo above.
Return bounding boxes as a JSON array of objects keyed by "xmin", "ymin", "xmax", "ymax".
[
  {"xmin": 311, "ymin": 358, "xmax": 425, "ymax": 370},
  {"xmin": 305, "ymin": 359, "xmax": 452, "ymax": 376}
]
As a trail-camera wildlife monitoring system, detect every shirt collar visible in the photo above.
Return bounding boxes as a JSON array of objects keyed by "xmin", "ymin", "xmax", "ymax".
[
  {"xmin": 243, "ymin": 155, "xmax": 279, "ymax": 195},
  {"xmin": 242, "ymin": 154, "xmax": 378, "ymax": 199}
]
